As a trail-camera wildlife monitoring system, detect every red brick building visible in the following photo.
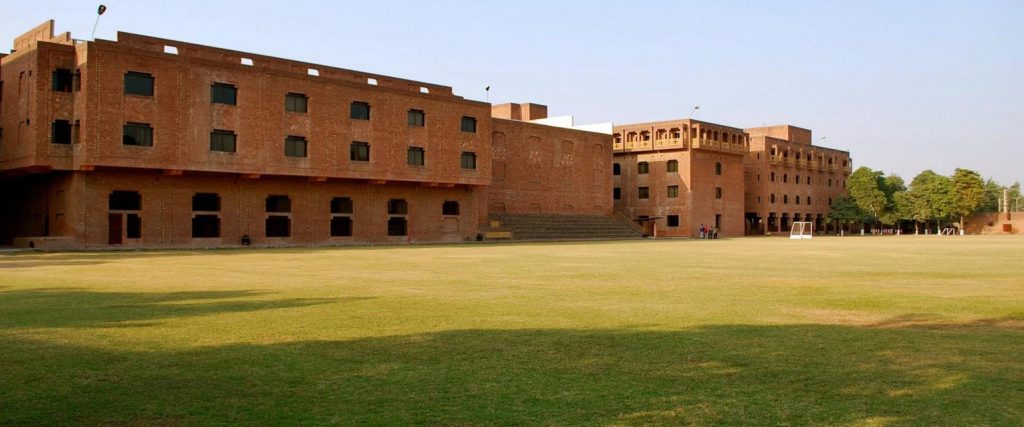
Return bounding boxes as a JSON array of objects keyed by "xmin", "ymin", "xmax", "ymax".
[
  {"xmin": 612, "ymin": 119, "xmax": 748, "ymax": 237},
  {"xmin": 743, "ymin": 125, "xmax": 852, "ymax": 235},
  {"xmin": 0, "ymin": 21, "xmax": 614, "ymax": 248}
]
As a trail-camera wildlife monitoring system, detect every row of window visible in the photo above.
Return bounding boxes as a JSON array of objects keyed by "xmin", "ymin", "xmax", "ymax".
[
  {"xmin": 107, "ymin": 191, "xmax": 462, "ymax": 240},
  {"xmin": 767, "ymin": 147, "xmax": 849, "ymax": 167},
  {"xmin": 761, "ymin": 172, "xmax": 840, "ymax": 187},
  {"xmin": 612, "ymin": 161, "xmax": 722, "ymax": 176},
  {"xmin": 765, "ymin": 194, "xmax": 818, "ymax": 205},
  {"xmin": 121, "ymin": 71, "xmax": 479, "ymax": 132},
  {"xmin": 110, "ymin": 123, "xmax": 478, "ymax": 168},
  {"xmin": 613, "ymin": 186, "xmax": 722, "ymax": 200}
]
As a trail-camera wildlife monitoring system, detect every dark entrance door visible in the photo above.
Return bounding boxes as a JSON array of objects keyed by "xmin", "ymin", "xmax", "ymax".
[{"xmin": 108, "ymin": 214, "xmax": 123, "ymax": 245}]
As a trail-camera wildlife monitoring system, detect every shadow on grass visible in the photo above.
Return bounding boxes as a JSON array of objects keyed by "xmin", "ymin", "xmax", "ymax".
[
  {"xmin": 1, "ymin": 323, "xmax": 1021, "ymax": 425},
  {"xmin": 0, "ymin": 289, "xmax": 353, "ymax": 329}
]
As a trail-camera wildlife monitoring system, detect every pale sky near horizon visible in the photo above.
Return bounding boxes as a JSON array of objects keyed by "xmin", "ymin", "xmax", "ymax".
[{"xmin": 3, "ymin": 0, "xmax": 1021, "ymax": 185}]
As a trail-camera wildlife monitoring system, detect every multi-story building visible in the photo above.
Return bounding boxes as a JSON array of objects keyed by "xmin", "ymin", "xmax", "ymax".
[
  {"xmin": 611, "ymin": 119, "xmax": 749, "ymax": 237},
  {"xmin": 742, "ymin": 125, "xmax": 851, "ymax": 235},
  {"xmin": 0, "ymin": 21, "xmax": 615, "ymax": 248}
]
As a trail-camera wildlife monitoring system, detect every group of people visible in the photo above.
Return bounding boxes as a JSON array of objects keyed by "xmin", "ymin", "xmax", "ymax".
[{"xmin": 698, "ymin": 224, "xmax": 719, "ymax": 239}]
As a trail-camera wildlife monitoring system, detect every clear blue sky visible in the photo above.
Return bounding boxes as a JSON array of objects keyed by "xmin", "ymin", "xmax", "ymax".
[{"xmin": 4, "ymin": 0, "xmax": 1022, "ymax": 185}]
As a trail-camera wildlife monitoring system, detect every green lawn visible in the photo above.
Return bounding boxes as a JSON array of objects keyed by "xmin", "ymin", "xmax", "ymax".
[{"xmin": 1, "ymin": 236, "xmax": 1022, "ymax": 425}]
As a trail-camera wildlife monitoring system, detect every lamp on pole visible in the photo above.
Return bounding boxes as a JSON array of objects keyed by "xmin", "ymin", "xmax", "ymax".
[
  {"xmin": 91, "ymin": 5, "xmax": 107, "ymax": 40},
  {"xmin": 688, "ymin": 105, "xmax": 700, "ymax": 119}
]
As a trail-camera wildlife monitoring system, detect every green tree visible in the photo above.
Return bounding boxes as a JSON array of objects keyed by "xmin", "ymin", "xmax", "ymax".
[
  {"xmin": 879, "ymin": 174, "xmax": 907, "ymax": 228},
  {"xmin": 950, "ymin": 168, "xmax": 985, "ymax": 231},
  {"xmin": 908, "ymin": 170, "xmax": 952, "ymax": 234},
  {"xmin": 845, "ymin": 167, "xmax": 887, "ymax": 231},
  {"xmin": 827, "ymin": 197, "xmax": 864, "ymax": 234},
  {"xmin": 979, "ymin": 179, "xmax": 1004, "ymax": 212},
  {"xmin": 892, "ymin": 191, "xmax": 915, "ymax": 232}
]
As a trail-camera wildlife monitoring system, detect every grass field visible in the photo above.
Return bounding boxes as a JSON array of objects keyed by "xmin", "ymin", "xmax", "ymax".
[{"xmin": 1, "ymin": 236, "xmax": 1022, "ymax": 425}]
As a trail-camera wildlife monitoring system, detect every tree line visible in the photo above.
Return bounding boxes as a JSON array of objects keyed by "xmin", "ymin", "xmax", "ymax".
[{"xmin": 828, "ymin": 167, "xmax": 1021, "ymax": 234}]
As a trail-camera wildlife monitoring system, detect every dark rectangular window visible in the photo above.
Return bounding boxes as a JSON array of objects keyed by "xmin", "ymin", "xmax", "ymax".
[
  {"xmin": 408, "ymin": 147, "xmax": 425, "ymax": 166},
  {"xmin": 667, "ymin": 160, "xmax": 679, "ymax": 173},
  {"xmin": 124, "ymin": 72, "xmax": 154, "ymax": 96},
  {"xmin": 123, "ymin": 123, "xmax": 153, "ymax": 146},
  {"xmin": 461, "ymin": 116, "xmax": 477, "ymax": 133},
  {"xmin": 192, "ymin": 215, "xmax": 220, "ymax": 238},
  {"xmin": 211, "ymin": 83, "xmax": 237, "ymax": 105},
  {"xmin": 285, "ymin": 92, "xmax": 308, "ymax": 113},
  {"xmin": 351, "ymin": 101, "xmax": 371, "ymax": 120},
  {"xmin": 285, "ymin": 136, "xmax": 307, "ymax": 158},
  {"xmin": 126, "ymin": 214, "xmax": 142, "ymax": 239},
  {"xmin": 408, "ymin": 109, "xmax": 425, "ymax": 127},
  {"xmin": 351, "ymin": 141, "xmax": 370, "ymax": 162},
  {"xmin": 387, "ymin": 217, "xmax": 407, "ymax": 236},
  {"xmin": 331, "ymin": 197, "xmax": 353, "ymax": 214},
  {"xmin": 265, "ymin": 216, "xmax": 290, "ymax": 238},
  {"xmin": 638, "ymin": 162, "xmax": 649, "ymax": 174},
  {"xmin": 388, "ymin": 199, "xmax": 408, "ymax": 215},
  {"xmin": 638, "ymin": 187, "xmax": 649, "ymax": 199},
  {"xmin": 613, "ymin": 163, "xmax": 621, "ymax": 175},
  {"xmin": 52, "ymin": 120, "xmax": 71, "ymax": 144},
  {"xmin": 109, "ymin": 191, "xmax": 142, "ymax": 210},
  {"xmin": 442, "ymin": 201, "xmax": 460, "ymax": 216},
  {"xmin": 330, "ymin": 217, "xmax": 352, "ymax": 237},
  {"xmin": 715, "ymin": 162, "xmax": 722, "ymax": 175},
  {"xmin": 461, "ymin": 151, "xmax": 477, "ymax": 169},
  {"xmin": 716, "ymin": 187, "xmax": 723, "ymax": 199},
  {"xmin": 667, "ymin": 215, "xmax": 680, "ymax": 227},
  {"xmin": 210, "ymin": 130, "xmax": 237, "ymax": 153},
  {"xmin": 52, "ymin": 69, "xmax": 72, "ymax": 92},
  {"xmin": 192, "ymin": 193, "xmax": 220, "ymax": 212},
  {"xmin": 613, "ymin": 187, "xmax": 621, "ymax": 200},
  {"xmin": 266, "ymin": 195, "xmax": 291, "ymax": 213},
  {"xmin": 667, "ymin": 185, "xmax": 679, "ymax": 198}
]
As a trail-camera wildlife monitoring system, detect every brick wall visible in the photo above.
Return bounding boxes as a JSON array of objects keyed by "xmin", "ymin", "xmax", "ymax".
[{"xmin": 487, "ymin": 118, "xmax": 612, "ymax": 216}]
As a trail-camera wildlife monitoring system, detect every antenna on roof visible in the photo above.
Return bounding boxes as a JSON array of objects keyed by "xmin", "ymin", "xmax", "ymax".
[
  {"xmin": 689, "ymin": 105, "xmax": 700, "ymax": 119},
  {"xmin": 90, "ymin": 4, "xmax": 107, "ymax": 40}
]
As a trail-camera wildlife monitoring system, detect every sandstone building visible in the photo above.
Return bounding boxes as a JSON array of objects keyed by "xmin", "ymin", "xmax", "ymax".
[
  {"xmin": 742, "ymin": 125, "xmax": 852, "ymax": 235},
  {"xmin": 0, "ymin": 20, "xmax": 851, "ymax": 248},
  {"xmin": 0, "ymin": 21, "xmax": 615, "ymax": 248},
  {"xmin": 611, "ymin": 119, "xmax": 749, "ymax": 237}
]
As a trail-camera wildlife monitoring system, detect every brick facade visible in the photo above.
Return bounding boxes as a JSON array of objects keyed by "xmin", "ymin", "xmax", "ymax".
[
  {"xmin": 488, "ymin": 116, "xmax": 612, "ymax": 216},
  {"xmin": 612, "ymin": 119, "xmax": 747, "ymax": 237},
  {"xmin": 0, "ymin": 21, "xmax": 613, "ymax": 248},
  {"xmin": 743, "ymin": 125, "xmax": 852, "ymax": 234}
]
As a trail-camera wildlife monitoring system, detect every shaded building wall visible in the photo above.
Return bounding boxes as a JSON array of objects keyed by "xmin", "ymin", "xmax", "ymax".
[
  {"xmin": 487, "ymin": 119, "xmax": 612, "ymax": 216},
  {"xmin": 0, "ymin": 173, "xmax": 75, "ymax": 245}
]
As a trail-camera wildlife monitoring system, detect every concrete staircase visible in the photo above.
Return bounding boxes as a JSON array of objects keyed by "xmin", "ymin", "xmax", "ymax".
[{"xmin": 486, "ymin": 214, "xmax": 643, "ymax": 241}]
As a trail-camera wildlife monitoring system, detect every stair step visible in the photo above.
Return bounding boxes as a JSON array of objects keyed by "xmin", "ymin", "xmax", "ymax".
[{"xmin": 486, "ymin": 214, "xmax": 642, "ymax": 241}]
